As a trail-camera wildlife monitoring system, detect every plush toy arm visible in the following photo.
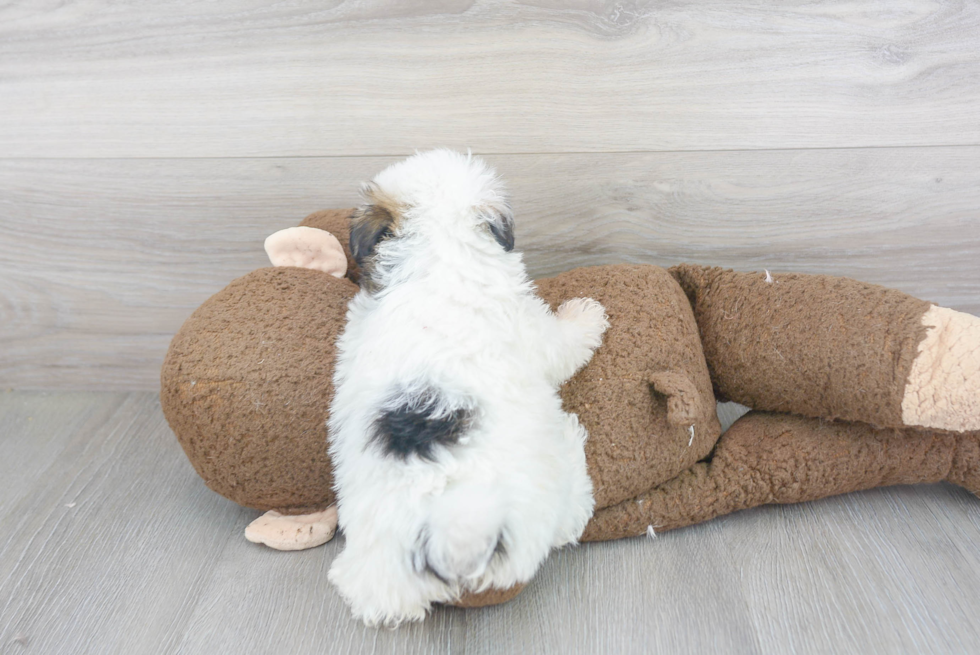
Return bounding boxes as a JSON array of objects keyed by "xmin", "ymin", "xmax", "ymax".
[
  {"xmin": 581, "ymin": 411, "xmax": 979, "ymax": 542},
  {"xmin": 670, "ymin": 265, "xmax": 980, "ymax": 433}
]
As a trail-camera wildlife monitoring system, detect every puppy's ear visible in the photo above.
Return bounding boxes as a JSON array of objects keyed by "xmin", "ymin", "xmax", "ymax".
[
  {"xmin": 349, "ymin": 204, "xmax": 395, "ymax": 268},
  {"xmin": 482, "ymin": 205, "xmax": 515, "ymax": 252}
]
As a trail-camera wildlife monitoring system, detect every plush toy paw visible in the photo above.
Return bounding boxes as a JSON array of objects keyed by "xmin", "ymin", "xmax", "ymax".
[
  {"xmin": 328, "ymin": 537, "xmax": 454, "ymax": 626},
  {"xmin": 902, "ymin": 306, "xmax": 980, "ymax": 432},
  {"xmin": 264, "ymin": 226, "xmax": 347, "ymax": 277},
  {"xmin": 244, "ymin": 506, "xmax": 338, "ymax": 551}
]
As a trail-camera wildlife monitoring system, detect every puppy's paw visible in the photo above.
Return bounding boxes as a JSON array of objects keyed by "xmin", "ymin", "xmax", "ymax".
[
  {"xmin": 329, "ymin": 543, "xmax": 448, "ymax": 627},
  {"xmin": 420, "ymin": 482, "xmax": 505, "ymax": 584},
  {"xmin": 557, "ymin": 297, "xmax": 610, "ymax": 350},
  {"xmin": 419, "ymin": 523, "xmax": 499, "ymax": 585}
]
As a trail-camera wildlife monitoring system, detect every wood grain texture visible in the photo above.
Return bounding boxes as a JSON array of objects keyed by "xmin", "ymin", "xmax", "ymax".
[
  {"xmin": 2, "ymin": 148, "xmax": 978, "ymax": 390},
  {"xmin": 3, "ymin": 391, "xmax": 980, "ymax": 654},
  {"xmin": 732, "ymin": 486, "xmax": 980, "ymax": 653},
  {"xmin": 0, "ymin": 392, "xmax": 245, "ymax": 655},
  {"xmin": 2, "ymin": 0, "xmax": 980, "ymax": 157}
]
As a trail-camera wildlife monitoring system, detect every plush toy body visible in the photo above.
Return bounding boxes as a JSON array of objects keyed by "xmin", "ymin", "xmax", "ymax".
[{"xmin": 161, "ymin": 209, "xmax": 980, "ymax": 605}]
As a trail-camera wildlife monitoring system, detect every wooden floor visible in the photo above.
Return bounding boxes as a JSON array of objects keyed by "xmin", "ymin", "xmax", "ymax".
[
  {"xmin": 2, "ymin": 391, "xmax": 980, "ymax": 654},
  {"xmin": 3, "ymin": 2, "xmax": 980, "ymax": 653}
]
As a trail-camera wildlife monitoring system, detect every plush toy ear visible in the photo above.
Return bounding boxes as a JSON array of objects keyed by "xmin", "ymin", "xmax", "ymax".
[
  {"xmin": 482, "ymin": 204, "xmax": 515, "ymax": 252},
  {"xmin": 264, "ymin": 226, "xmax": 347, "ymax": 277},
  {"xmin": 349, "ymin": 204, "xmax": 396, "ymax": 268},
  {"xmin": 649, "ymin": 371, "xmax": 705, "ymax": 427}
]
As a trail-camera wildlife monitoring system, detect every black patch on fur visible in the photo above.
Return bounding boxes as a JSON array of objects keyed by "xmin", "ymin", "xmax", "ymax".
[
  {"xmin": 373, "ymin": 389, "xmax": 471, "ymax": 461},
  {"xmin": 487, "ymin": 211, "xmax": 515, "ymax": 252}
]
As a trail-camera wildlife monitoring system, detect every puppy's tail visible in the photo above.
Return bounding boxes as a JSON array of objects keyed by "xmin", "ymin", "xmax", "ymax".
[{"xmin": 417, "ymin": 480, "xmax": 506, "ymax": 586}]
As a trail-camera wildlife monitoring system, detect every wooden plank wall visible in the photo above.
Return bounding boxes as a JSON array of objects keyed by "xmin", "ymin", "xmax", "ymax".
[{"xmin": 2, "ymin": 1, "xmax": 979, "ymax": 389}]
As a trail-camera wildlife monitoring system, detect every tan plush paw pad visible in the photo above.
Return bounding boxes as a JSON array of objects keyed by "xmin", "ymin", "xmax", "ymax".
[
  {"xmin": 244, "ymin": 506, "xmax": 338, "ymax": 551},
  {"xmin": 902, "ymin": 306, "xmax": 980, "ymax": 432},
  {"xmin": 264, "ymin": 226, "xmax": 347, "ymax": 277}
]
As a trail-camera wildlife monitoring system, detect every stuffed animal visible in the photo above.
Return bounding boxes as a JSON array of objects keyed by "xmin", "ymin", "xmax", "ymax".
[{"xmin": 161, "ymin": 209, "xmax": 980, "ymax": 607}]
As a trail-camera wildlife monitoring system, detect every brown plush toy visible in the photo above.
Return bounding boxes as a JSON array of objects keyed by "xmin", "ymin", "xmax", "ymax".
[{"xmin": 161, "ymin": 209, "xmax": 980, "ymax": 608}]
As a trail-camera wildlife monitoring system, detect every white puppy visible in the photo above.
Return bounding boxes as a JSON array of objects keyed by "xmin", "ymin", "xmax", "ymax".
[{"xmin": 327, "ymin": 149, "xmax": 608, "ymax": 626}]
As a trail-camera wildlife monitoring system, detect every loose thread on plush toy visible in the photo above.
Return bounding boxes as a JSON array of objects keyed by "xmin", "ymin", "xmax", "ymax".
[
  {"xmin": 764, "ymin": 269, "xmax": 774, "ymax": 284},
  {"xmin": 646, "ymin": 525, "xmax": 658, "ymax": 539},
  {"xmin": 688, "ymin": 424, "xmax": 695, "ymax": 446}
]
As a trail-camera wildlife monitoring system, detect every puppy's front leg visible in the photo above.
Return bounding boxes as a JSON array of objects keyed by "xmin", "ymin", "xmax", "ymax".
[{"xmin": 541, "ymin": 297, "xmax": 609, "ymax": 386}]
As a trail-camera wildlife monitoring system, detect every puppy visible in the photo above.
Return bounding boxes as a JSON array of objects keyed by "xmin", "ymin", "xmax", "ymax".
[{"xmin": 327, "ymin": 149, "xmax": 608, "ymax": 626}]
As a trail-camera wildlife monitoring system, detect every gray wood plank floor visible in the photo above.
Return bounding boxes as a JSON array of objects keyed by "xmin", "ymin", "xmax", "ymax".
[{"xmin": 3, "ymin": 391, "xmax": 980, "ymax": 655}]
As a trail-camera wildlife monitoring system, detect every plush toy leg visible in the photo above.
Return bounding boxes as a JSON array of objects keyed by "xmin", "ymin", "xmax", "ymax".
[
  {"xmin": 901, "ymin": 306, "xmax": 980, "ymax": 432},
  {"xmin": 244, "ymin": 505, "xmax": 338, "ymax": 551},
  {"xmin": 947, "ymin": 430, "xmax": 980, "ymax": 496},
  {"xmin": 669, "ymin": 265, "xmax": 979, "ymax": 432},
  {"xmin": 581, "ymin": 411, "xmax": 978, "ymax": 542}
]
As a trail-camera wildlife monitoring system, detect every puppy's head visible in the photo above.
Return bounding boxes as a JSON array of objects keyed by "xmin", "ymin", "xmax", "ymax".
[{"xmin": 349, "ymin": 150, "xmax": 514, "ymax": 289}]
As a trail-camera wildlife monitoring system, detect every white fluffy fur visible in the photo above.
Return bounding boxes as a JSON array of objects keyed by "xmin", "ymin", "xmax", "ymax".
[{"xmin": 327, "ymin": 149, "xmax": 608, "ymax": 626}]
